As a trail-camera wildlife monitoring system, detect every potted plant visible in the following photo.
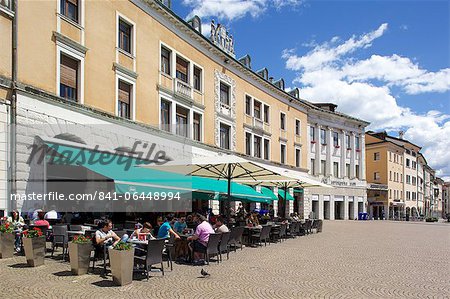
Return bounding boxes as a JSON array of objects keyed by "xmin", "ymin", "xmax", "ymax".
[
  {"xmin": 109, "ymin": 241, "xmax": 135, "ymax": 286},
  {"xmin": 69, "ymin": 235, "xmax": 93, "ymax": 275},
  {"xmin": 0, "ymin": 222, "xmax": 15, "ymax": 259},
  {"xmin": 22, "ymin": 227, "xmax": 46, "ymax": 267}
]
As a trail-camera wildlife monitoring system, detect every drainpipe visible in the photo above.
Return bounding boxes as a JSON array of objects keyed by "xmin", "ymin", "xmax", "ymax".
[{"xmin": 9, "ymin": 0, "xmax": 18, "ymax": 210}]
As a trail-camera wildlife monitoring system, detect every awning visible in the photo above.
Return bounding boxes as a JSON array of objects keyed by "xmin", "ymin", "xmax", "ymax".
[
  {"xmin": 38, "ymin": 138, "xmax": 271, "ymax": 203},
  {"xmin": 259, "ymin": 187, "xmax": 278, "ymax": 201},
  {"xmin": 278, "ymin": 189, "xmax": 294, "ymax": 201}
]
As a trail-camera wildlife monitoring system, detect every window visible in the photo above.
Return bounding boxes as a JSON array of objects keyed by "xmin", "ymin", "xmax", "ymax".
[
  {"xmin": 374, "ymin": 152, "xmax": 380, "ymax": 161},
  {"xmin": 320, "ymin": 129, "xmax": 326, "ymax": 145},
  {"xmin": 333, "ymin": 162, "xmax": 339, "ymax": 177},
  {"xmin": 263, "ymin": 139, "xmax": 270, "ymax": 160},
  {"xmin": 355, "ymin": 165, "xmax": 360, "ymax": 179},
  {"xmin": 406, "ymin": 158, "xmax": 410, "ymax": 168},
  {"xmin": 412, "ymin": 161, "xmax": 417, "ymax": 170},
  {"xmin": 220, "ymin": 123, "xmax": 230, "ymax": 149},
  {"xmin": 355, "ymin": 136, "xmax": 360, "ymax": 150},
  {"xmin": 389, "ymin": 171, "xmax": 392, "ymax": 181},
  {"xmin": 118, "ymin": 80, "xmax": 132, "ymax": 119},
  {"xmin": 254, "ymin": 136, "xmax": 262, "ymax": 158},
  {"xmin": 412, "ymin": 177, "xmax": 417, "ymax": 186},
  {"xmin": 389, "ymin": 189, "xmax": 392, "ymax": 199},
  {"xmin": 321, "ymin": 160, "xmax": 326, "ymax": 175},
  {"xmin": 220, "ymin": 83, "xmax": 230, "ymax": 106},
  {"xmin": 374, "ymin": 172, "xmax": 380, "ymax": 181},
  {"xmin": 295, "ymin": 120, "xmax": 301, "ymax": 136},
  {"xmin": 193, "ymin": 113, "xmax": 202, "ymax": 141},
  {"xmin": 406, "ymin": 191, "xmax": 411, "ymax": 200},
  {"xmin": 254, "ymin": 100, "xmax": 262, "ymax": 120},
  {"xmin": 346, "ymin": 134, "xmax": 351, "ymax": 149},
  {"xmin": 118, "ymin": 19, "xmax": 132, "ymax": 54},
  {"xmin": 295, "ymin": 148, "xmax": 301, "ymax": 167},
  {"xmin": 61, "ymin": 0, "xmax": 78, "ymax": 23},
  {"xmin": 280, "ymin": 113, "xmax": 286, "ymax": 130},
  {"xmin": 333, "ymin": 132, "xmax": 339, "ymax": 147},
  {"xmin": 346, "ymin": 163, "xmax": 350, "ymax": 177},
  {"xmin": 245, "ymin": 96, "xmax": 252, "ymax": 115},
  {"xmin": 160, "ymin": 100, "xmax": 171, "ymax": 132},
  {"xmin": 60, "ymin": 54, "xmax": 78, "ymax": 102},
  {"xmin": 311, "ymin": 159, "xmax": 316, "ymax": 175},
  {"xmin": 176, "ymin": 56, "xmax": 189, "ymax": 83},
  {"xmin": 161, "ymin": 47, "xmax": 171, "ymax": 75},
  {"xmin": 176, "ymin": 105, "xmax": 189, "ymax": 137},
  {"xmin": 310, "ymin": 126, "xmax": 315, "ymax": 142},
  {"xmin": 406, "ymin": 175, "xmax": 411, "ymax": 184},
  {"xmin": 280, "ymin": 144, "xmax": 286, "ymax": 164},
  {"xmin": 389, "ymin": 152, "xmax": 392, "ymax": 161},
  {"xmin": 412, "ymin": 192, "xmax": 416, "ymax": 200},
  {"xmin": 193, "ymin": 66, "xmax": 202, "ymax": 91},
  {"xmin": 245, "ymin": 133, "xmax": 252, "ymax": 155},
  {"xmin": 263, "ymin": 105, "xmax": 270, "ymax": 123}
]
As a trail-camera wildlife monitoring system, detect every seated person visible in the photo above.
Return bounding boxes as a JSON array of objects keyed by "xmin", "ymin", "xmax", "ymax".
[
  {"xmin": 33, "ymin": 211, "xmax": 50, "ymax": 228},
  {"xmin": 174, "ymin": 217, "xmax": 187, "ymax": 234},
  {"xmin": 187, "ymin": 214, "xmax": 214, "ymax": 264},
  {"xmin": 157, "ymin": 215, "xmax": 180, "ymax": 240},
  {"xmin": 95, "ymin": 220, "xmax": 122, "ymax": 249},
  {"xmin": 130, "ymin": 222, "xmax": 155, "ymax": 240},
  {"xmin": 214, "ymin": 216, "xmax": 229, "ymax": 233}
]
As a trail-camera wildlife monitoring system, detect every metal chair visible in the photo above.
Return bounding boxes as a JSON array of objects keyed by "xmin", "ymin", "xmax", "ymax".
[
  {"xmin": 69, "ymin": 225, "xmax": 83, "ymax": 231},
  {"xmin": 163, "ymin": 234, "xmax": 175, "ymax": 270},
  {"xmin": 218, "ymin": 232, "xmax": 231, "ymax": 261},
  {"xmin": 202, "ymin": 233, "xmax": 221, "ymax": 265},
  {"xmin": 250, "ymin": 225, "xmax": 272, "ymax": 247},
  {"xmin": 228, "ymin": 226, "xmax": 245, "ymax": 251},
  {"xmin": 134, "ymin": 239, "xmax": 166, "ymax": 280},
  {"xmin": 51, "ymin": 225, "xmax": 69, "ymax": 260}
]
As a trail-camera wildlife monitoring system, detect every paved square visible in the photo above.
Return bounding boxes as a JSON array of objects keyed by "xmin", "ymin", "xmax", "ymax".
[{"xmin": 0, "ymin": 221, "xmax": 448, "ymax": 298}]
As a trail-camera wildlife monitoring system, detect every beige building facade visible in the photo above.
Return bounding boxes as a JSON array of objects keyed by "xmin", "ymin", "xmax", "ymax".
[{"xmin": 1, "ymin": 0, "xmax": 368, "ymax": 217}]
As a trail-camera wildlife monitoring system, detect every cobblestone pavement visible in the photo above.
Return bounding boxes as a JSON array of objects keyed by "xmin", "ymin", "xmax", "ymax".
[{"xmin": 0, "ymin": 221, "xmax": 449, "ymax": 299}]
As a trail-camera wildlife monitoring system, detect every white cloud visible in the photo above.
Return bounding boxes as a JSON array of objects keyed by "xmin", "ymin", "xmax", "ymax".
[
  {"xmin": 182, "ymin": 0, "xmax": 302, "ymax": 21},
  {"xmin": 282, "ymin": 23, "xmax": 450, "ymax": 179}
]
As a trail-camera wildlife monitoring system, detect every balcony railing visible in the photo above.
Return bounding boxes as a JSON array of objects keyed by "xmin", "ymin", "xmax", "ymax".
[
  {"xmin": 253, "ymin": 117, "xmax": 263, "ymax": 130},
  {"xmin": 220, "ymin": 102, "xmax": 231, "ymax": 117},
  {"xmin": 174, "ymin": 78, "xmax": 192, "ymax": 99}
]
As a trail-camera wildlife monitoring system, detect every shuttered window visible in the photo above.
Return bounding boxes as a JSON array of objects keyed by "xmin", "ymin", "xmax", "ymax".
[
  {"xmin": 176, "ymin": 56, "xmax": 189, "ymax": 83},
  {"xmin": 118, "ymin": 80, "xmax": 131, "ymax": 119},
  {"xmin": 60, "ymin": 54, "xmax": 78, "ymax": 102},
  {"xmin": 118, "ymin": 19, "xmax": 132, "ymax": 54}
]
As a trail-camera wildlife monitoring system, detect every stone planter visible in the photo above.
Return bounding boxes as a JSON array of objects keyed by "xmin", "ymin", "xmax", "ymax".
[
  {"xmin": 69, "ymin": 242, "xmax": 92, "ymax": 275},
  {"xmin": 109, "ymin": 248, "xmax": 135, "ymax": 286},
  {"xmin": 0, "ymin": 232, "xmax": 15, "ymax": 259},
  {"xmin": 23, "ymin": 237, "xmax": 46, "ymax": 267}
]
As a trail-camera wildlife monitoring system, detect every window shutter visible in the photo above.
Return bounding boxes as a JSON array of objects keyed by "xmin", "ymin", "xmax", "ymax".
[
  {"xmin": 60, "ymin": 55, "xmax": 78, "ymax": 89},
  {"xmin": 176, "ymin": 58, "xmax": 188, "ymax": 75},
  {"xmin": 118, "ymin": 81, "xmax": 131, "ymax": 104}
]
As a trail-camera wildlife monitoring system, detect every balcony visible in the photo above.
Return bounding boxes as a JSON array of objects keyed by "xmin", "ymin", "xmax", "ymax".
[
  {"xmin": 279, "ymin": 129, "xmax": 287, "ymax": 140},
  {"xmin": 253, "ymin": 117, "xmax": 264, "ymax": 130},
  {"xmin": 220, "ymin": 102, "xmax": 231, "ymax": 117},
  {"xmin": 174, "ymin": 78, "xmax": 192, "ymax": 99}
]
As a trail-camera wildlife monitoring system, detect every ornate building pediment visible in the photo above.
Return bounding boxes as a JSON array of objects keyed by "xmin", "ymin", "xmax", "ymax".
[{"xmin": 210, "ymin": 20, "xmax": 235, "ymax": 58}]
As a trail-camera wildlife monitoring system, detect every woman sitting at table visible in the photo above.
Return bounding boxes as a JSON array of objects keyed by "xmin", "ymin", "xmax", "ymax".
[{"xmin": 130, "ymin": 222, "xmax": 155, "ymax": 240}]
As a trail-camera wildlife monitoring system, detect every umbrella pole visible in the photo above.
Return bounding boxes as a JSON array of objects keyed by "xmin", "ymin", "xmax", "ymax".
[
  {"xmin": 284, "ymin": 182, "xmax": 288, "ymax": 219},
  {"xmin": 227, "ymin": 164, "xmax": 231, "ymax": 224}
]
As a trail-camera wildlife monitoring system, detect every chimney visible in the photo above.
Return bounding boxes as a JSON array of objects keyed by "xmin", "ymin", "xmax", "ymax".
[
  {"xmin": 399, "ymin": 131, "xmax": 404, "ymax": 139},
  {"xmin": 269, "ymin": 77, "xmax": 274, "ymax": 83}
]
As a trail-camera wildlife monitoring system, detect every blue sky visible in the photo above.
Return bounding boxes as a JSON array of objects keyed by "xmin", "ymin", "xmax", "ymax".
[{"xmin": 173, "ymin": 0, "xmax": 450, "ymax": 179}]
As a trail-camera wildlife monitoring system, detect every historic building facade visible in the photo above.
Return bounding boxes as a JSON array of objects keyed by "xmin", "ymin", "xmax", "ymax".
[
  {"xmin": 303, "ymin": 104, "xmax": 369, "ymax": 220},
  {"xmin": 1, "ymin": 0, "xmax": 369, "ymax": 218}
]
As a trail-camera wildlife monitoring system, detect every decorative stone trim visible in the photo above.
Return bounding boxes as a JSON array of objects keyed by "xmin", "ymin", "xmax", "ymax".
[
  {"xmin": 214, "ymin": 70, "xmax": 236, "ymax": 150},
  {"xmin": 113, "ymin": 63, "xmax": 138, "ymax": 80},
  {"xmin": 53, "ymin": 31, "xmax": 88, "ymax": 55}
]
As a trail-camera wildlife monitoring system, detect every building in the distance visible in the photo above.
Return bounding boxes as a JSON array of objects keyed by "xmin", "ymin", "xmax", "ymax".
[
  {"xmin": 443, "ymin": 182, "xmax": 450, "ymax": 217},
  {"xmin": 303, "ymin": 104, "xmax": 369, "ymax": 220}
]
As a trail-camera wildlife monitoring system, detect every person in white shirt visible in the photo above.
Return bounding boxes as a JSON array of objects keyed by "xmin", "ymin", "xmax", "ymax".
[{"xmin": 214, "ymin": 216, "xmax": 229, "ymax": 233}]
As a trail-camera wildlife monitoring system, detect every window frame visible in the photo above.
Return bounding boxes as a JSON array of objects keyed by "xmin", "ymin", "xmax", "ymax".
[
  {"xmin": 116, "ymin": 12, "xmax": 136, "ymax": 58},
  {"xmin": 115, "ymin": 75, "xmax": 135, "ymax": 120},
  {"xmin": 295, "ymin": 147, "xmax": 301, "ymax": 168},
  {"xmin": 60, "ymin": 0, "xmax": 79, "ymax": 23},
  {"xmin": 193, "ymin": 65, "xmax": 202, "ymax": 92},
  {"xmin": 160, "ymin": 98, "xmax": 172, "ymax": 132},
  {"xmin": 220, "ymin": 82, "xmax": 231, "ymax": 107},
  {"xmin": 295, "ymin": 119, "xmax": 301, "ymax": 136},
  {"xmin": 118, "ymin": 18, "xmax": 133, "ymax": 55},
  {"xmin": 117, "ymin": 79, "xmax": 132, "ymax": 119},
  {"xmin": 280, "ymin": 143, "xmax": 286, "ymax": 164},
  {"xmin": 280, "ymin": 112, "xmax": 286, "ymax": 131},
  {"xmin": 160, "ymin": 46, "xmax": 172, "ymax": 76},
  {"xmin": 219, "ymin": 123, "xmax": 231, "ymax": 150},
  {"xmin": 56, "ymin": 45, "xmax": 85, "ymax": 104}
]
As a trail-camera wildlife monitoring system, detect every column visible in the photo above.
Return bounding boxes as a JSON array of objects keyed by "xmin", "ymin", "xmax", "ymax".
[
  {"xmin": 344, "ymin": 196, "xmax": 349, "ymax": 220},
  {"xmin": 350, "ymin": 132, "xmax": 356, "ymax": 178},
  {"xmin": 360, "ymin": 133, "xmax": 366, "ymax": 180},
  {"xmin": 340, "ymin": 130, "xmax": 346, "ymax": 178},
  {"xmin": 329, "ymin": 195, "xmax": 335, "ymax": 220},
  {"xmin": 326, "ymin": 127, "xmax": 332, "ymax": 176},
  {"xmin": 354, "ymin": 197, "xmax": 359, "ymax": 220},
  {"xmin": 315, "ymin": 125, "xmax": 321, "ymax": 174},
  {"xmin": 318, "ymin": 195, "xmax": 324, "ymax": 220}
]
